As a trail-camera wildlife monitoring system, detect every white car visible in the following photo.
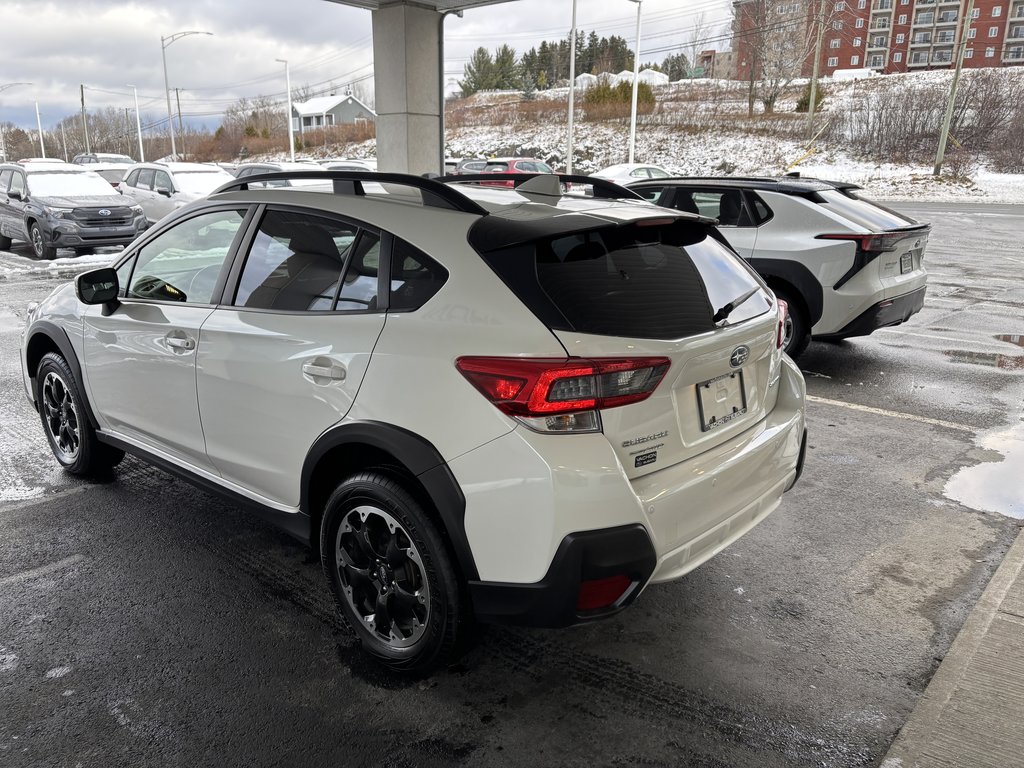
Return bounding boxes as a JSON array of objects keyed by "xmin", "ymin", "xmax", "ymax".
[
  {"xmin": 118, "ymin": 162, "xmax": 236, "ymax": 225},
  {"xmin": 21, "ymin": 171, "xmax": 806, "ymax": 672},
  {"xmin": 593, "ymin": 163, "xmax": 672, "ymax": 183},
  {"xmin": 629, "ymin": 176, "xmax": 930, "ymax": 358}
]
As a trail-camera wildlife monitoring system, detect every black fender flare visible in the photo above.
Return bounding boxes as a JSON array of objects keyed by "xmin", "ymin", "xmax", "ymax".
[
  {"xmin": 25, "ymin": 321, "xmax": 101, "ymax": 430},
  {"xmin": 301, "ymin": 421, "xmax": 477, "ymax": 581},
  {"xmin": 748, "ymin": 258, "xmax": 824, "ymax": 327}
]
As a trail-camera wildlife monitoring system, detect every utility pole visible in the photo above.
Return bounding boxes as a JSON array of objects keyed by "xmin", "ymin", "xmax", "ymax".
[
  {"xmin": 80, "ymin": 84, "xmax": 90, "ymax": 153},
  {"xmin": 60, "ymin": 123, "xmax": 69, "ymax": 161},
  {"xmin": 566, "ymin": 0, "xmax": 578, "ymax": 174},
  {"xmin": 626, "ymin": 0, "xmax": 643, "ymax": 164},
  {"xmin": 175, "ymin": 87, "xmax": 185, "ymax": 159},
  {"xmin": 35, "ymin": 102, "xmax": 46, "ymax": 158},
  {"xmin": 128, "ymin": 84, "xmax": 145, "ymax": 161},
  {"xmin": 276, "ymin": 58, "xmax": 295, "ymax": 162},
  {"xmin": 806, "ymin": 0, "xmax": 826, "ymax": 141},
  {"xmin": 934, "ymin": 0, "xmax": 974, "ymax": 176}
]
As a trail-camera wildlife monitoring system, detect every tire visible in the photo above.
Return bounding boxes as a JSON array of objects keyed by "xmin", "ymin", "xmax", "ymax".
[
  {"xmin": 774, "ymin": 287, "xmax": 811, "ymax": 359},
  {"xmin": 30, "ymin": 222, "xmax": 58, "ymax": 260},
  {"xmin": 0, "ymin": 234, "xmax": 12, "ymax": 250},
  {"xmin": 321, "ymin": 471, "xmax": 464, "ymax": 674},
  {"xmin": 36, "ymin": 352, "xmax": 124, "ymax": 476}
]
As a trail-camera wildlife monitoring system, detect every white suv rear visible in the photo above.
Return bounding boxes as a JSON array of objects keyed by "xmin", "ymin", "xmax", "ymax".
[{"xmin": 21, "ymin": 171, "xmax": 806, "ymax": 672}]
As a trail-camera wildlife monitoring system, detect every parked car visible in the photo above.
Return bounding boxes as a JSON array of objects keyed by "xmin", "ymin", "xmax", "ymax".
[
  {"xmin": 450, "ymin": 158, "xmax": 488, "ymax": 175},
  {"xmin": 479, "ymin": 157, "xmax": 554, "ymax": 186},
  {"xmin": 317, "ymin": 158, "xmax": 377, "ymax": 171},
  {"xmin": 628, "ymin": 175, "xmax": 930, "ymax": 358},
  {"xmin": 72, "ymin": 152, "xmax": 135, "ymax": 166},
  {"xmin": 0, "ymin": 161, "xmax": 145, "ymax": 258},
  {"xmin": 21, "ymin": 170, "xmax": 806, "ymax": 672},
  {"xmin": 88, "ymin": 163, "xmax": 130, "ymax": 187},
  {"xmin": 593, "ymin": 163, "xmax": 672, "ymax": 183},
  {"xmin": 118, "ymin": 162, "xmax": 236, "ymax": 225},
  {"xmin": 234, "ymin": 161, "xmax": 325, "ymax": 187}
]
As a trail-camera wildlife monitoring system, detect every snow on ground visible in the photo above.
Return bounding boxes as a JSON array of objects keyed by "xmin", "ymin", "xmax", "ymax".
[{"xmin": 0, "ymin": 249, "xmax": 119, "ymax": 281}]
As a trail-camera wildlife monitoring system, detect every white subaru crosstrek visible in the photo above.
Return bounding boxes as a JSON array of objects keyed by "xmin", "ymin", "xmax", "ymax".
[
  {"xmin": 627, "ymin": 175, "xmax": 930, "ymax": 358},
  {"xmin": 21, "ymin": 171, "xmax": 807, "ymax": 673}
]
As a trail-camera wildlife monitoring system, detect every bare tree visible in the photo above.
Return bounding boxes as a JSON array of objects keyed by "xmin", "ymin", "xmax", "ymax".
[
  {"xmin": 735, "ymin": 0, "xmax": 818, "ymax": 115},
  {"xmin": 684, "ymin": 12, "xmax": 719, "ymax": 78}
]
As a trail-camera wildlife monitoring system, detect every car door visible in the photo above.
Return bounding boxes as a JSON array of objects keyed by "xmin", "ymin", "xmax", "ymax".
[
  {"xmin": 0, "ymin": 169, "xmax": 13, "ymax": 240},
  {"xmin": 150, "ymin": 169, "xmax": 177, "ymax": 222},
  {"xmin": 196, "ymin": 206, "xmax": 388, "ymax": 507},
  {"xmin": 130, "ymin": 168, "xmax": 157, "ymax": 223},
  {"xmin": 4, "ymin": 169, "xmax": 29, "ymax": 241},
  {"xmin": 81, "ymin": 207, "xmax": 250, "ymax": 471}
]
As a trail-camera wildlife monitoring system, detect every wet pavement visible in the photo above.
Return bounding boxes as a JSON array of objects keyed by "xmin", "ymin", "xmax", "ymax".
[{"xmin": 1, "ymin": 201, "xmax": 1022, "ymax": 767}]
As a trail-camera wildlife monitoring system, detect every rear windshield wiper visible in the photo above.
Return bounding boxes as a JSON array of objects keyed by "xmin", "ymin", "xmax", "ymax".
[{"xmin": 712, "ymin": 286, "xmax": 760, "ymax": 324}]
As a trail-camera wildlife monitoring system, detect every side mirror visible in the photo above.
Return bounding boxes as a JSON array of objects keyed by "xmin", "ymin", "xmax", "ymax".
[
  {"xmin": 9, "ymin": 189, "xmax": 23, "ymax": 201},
  {"xmin": 156, "ymin": 186, "xmax": 172, "ymax": 197},
  {"xmin": 76, "ymin": 267, "xmax": 120, "ymax": 314}
]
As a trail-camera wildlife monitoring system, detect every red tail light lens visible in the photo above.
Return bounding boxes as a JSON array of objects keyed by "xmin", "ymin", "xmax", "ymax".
[
  {"xmin": 577, "ymin": 574, "xmax": 632, "ymax": 611},
  {"xmin": 816, "ymin": 232, "xmax": 905, "ymax": 252},
  {"xmin": 776, "ymin": 300, "xmax": 788, "ymax": 349},
  {"xmin": 455, "ymin": 357, "xmax": 671, "ymax": 417}
]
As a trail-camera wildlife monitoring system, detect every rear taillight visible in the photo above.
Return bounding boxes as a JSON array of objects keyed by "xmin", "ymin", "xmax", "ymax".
[
  {"xmin": 776, "ymin": 300, "xmax": 788, "ymax": 349},
  {"xmin": 455, "ymin": 356, "xmax": 670, "ymax": 434},
  {"xmin": 577, "ymin": 574, "xmax": 632, "ymax": 612},
  {"xmin": 816, "ymin": 232, "xmax": 905, "ymax": 252}
]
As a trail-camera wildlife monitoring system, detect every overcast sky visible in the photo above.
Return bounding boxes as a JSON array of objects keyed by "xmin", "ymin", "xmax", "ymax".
[{"xmin": 0, "ymin": 0, "xmax": 731, "ymax": 134}]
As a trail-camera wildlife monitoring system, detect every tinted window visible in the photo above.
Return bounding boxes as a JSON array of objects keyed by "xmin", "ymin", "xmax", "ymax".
[
  {"xmin": 389, "ymin": 239, "xmax": 448, "ymax": 311},
  {"xmin": 484, "ymin": 162, "xmax": 510, "ymax": 172},
  {"xmin": 633, "ymin": 185, "xmax": 663, "ymax": 203},
  {"xmin": 153, "ymin": 170, "xmax": 173, "ymax": 191},
  {"xmin": 138, "ymin": 169, "xmax": 155, "ymax": 189},
  {"xmin": 9, "ymin": 173, "xmax": 25, "ymax": 195},
  {"xmin": 234, "ymin": 209, "xmax": 353, "ymax": 311},
  {"xmin": 751, "ymin": 193, "xmax": 772, "ymax": 223},
  {"xmin": 0, "ymin": 170, "xmax": 12, "ymax": 191},
  {"xmin": 127, "ymin": 209, "xmax": 245, "ymax": 304},
  {"xmin": 124, "ymin": 169, "xmax": 139, "ymax": 186},
  {"xmin": 818, "ymin": 189, "xmax": 918, "ymax": 231},
  {"xmin": 336, "ymin": 233, "xmax": 381, "ymax": 311},
  {"xmin": 649, "ymin": 167, "xmax": 670, "ymax": 178},
  {"xmin": 477, "ymin": 221, "xmax": 769, "ymax": 340},
  {"xmin": 689, "ymin": 190, "xmax": 752, "ymax": 226}
]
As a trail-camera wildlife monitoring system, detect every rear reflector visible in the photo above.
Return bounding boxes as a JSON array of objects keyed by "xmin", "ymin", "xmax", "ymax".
[
  {"xmin": 455, "ymin": 357, "xmax": 671, "ymax": 418},
  {"xmin": 776, "ymin": 300, "xmax": 788, "ymax": 349},
  {"xmin": 577, "ymin": 575, "xmax": 632, "ymax": 611}
]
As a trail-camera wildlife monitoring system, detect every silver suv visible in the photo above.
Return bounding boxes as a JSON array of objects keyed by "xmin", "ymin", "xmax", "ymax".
[
  {"xmin": 118, "ymin": 162, "xmax": 235, "ymax": 225},
  {"xmin": 22, "ymin": 171, "xmax": 806, "ymax": 672}
]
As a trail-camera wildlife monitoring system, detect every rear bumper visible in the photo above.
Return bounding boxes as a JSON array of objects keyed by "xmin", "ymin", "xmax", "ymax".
[
  {"xmin": 469, "ymin": 524, "xmax": 657, "ymax": 627},
  {"xmin": 816, "ymin": 286, "xmax": 926, "ymax": 340}
]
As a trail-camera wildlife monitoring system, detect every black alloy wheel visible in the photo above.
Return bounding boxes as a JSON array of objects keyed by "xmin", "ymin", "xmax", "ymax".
[
  {"xmin": 321, "ymin": 472, "xmax": 463, "ymax": 674},
  {"xmin": 30, "ymin": 222, "xmax": 58, "ymax": 260}
]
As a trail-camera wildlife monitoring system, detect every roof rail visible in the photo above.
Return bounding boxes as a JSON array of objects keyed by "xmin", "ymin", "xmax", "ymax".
[
  {"xmin": 441, "ymin": 172, "xmax": 646, "ymax": 201},
  {"xmin": 210, "ymin": 170, "xmax": 489, "ymax": 216}
]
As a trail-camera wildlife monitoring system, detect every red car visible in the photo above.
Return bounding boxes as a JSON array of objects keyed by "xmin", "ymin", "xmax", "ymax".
[{"xmin": 481, "ymin": 157, "xmax": 555, "ymax": 187}]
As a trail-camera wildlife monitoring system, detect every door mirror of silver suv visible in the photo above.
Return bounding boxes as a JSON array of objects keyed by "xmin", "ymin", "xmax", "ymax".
[
  {"xmin": 76, "ymin": 267, "xmax": 120, "ymax": 313},
  {"xmin": 156, "ymin": 187, "xmax": 172, "ymax": 197}
]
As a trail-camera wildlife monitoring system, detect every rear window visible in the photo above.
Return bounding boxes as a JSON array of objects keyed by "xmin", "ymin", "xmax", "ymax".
[
  {"xmin": 818, "ymin": 189, "xmax": 918, "ymax": 231},
  {"xmin": 484, "ymin": 162, "xmax": 510, "ymax": 172},
  {"xmin": 476, "ymin": 221, "xmax": 770, "ymax": 340}
]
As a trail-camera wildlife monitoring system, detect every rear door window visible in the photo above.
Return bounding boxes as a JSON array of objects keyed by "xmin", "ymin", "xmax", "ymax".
[
  {"xmin": 476, "ymin": 220, "xmax": 769, "ymax": 340},
  {"xmin": 138, "ymin": 168, "xmax": 155, "ymax": 190},
  {"xmin": 817, "ymin": 189, "xmax": 918, "ymax": 231},
  {"xmin": 389, "ymin": 239, "xmax": 448, "ymax": 311},
  {"xmin": 688, "ymin": 190, "xmax": 753, "ymax": 227}
]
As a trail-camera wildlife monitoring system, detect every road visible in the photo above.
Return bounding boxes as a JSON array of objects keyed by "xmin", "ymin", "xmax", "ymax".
[{"xmin": 1, "ymin": 202, "xmax": 1022, "ymax": 767}]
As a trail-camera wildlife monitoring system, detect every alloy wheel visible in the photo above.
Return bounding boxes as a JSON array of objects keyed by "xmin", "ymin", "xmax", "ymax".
[
  {"xmin": 31, "ymin": 226, "xmax": 45, "ymax": 257},
  {"xmin": 335, "ymin": 505, "xmax": 430, "ymax": 649},
  {"xmin": 41, "ymin": 371, "xmax": 80, "ymax": 463}
]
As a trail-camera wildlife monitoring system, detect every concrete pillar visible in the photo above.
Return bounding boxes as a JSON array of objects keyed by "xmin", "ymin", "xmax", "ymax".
[{"xmin": 372, "ymin": 4, "xmax": 441, "ymax": 175}]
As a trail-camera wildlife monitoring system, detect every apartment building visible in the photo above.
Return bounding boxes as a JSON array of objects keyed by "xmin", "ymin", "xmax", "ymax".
[{"xmin": 733, "ymin": 0, "xmax": 1024, "ymax": 79}]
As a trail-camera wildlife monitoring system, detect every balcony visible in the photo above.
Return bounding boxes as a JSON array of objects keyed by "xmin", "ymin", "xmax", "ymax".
[
  {"xmin": 908, "ymin": 53, "xmax": 931, "ymax": 65},
  {"xmin": 1010, "ymin": 26, "xmax": 1024, "ymax": 38},
  {"xmin": 874, "ymin": 19, "xmax": 892, "ymax": 28},
  {"xmin": 914, "ymin": 13, "xmax": 935, "ymax": 25},
  {"xmin": 935, "ymin": 31, "xmax": 955, "ymax": 42},
  {"xmin": 1004, "ymin": 47, "xmax": 1024, "ymax": 59},
  {"xmin": 874, "ymin": 0, "xmax": 894, "ymax": 8},
  {"xmin": 911, "ymin": 35, "xmax": 933, "ymax": 44},
  {"xmin": 932, "ymin": 48, "xmax": 954, "ymax": 63},
  {"xmin": 936, "ymin": 12, "xmax": 958, "ymax": 23}
]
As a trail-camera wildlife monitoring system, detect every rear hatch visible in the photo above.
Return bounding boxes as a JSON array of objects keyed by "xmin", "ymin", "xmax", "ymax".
[{"xmin": 472, "ymin": 217, "xmax": 783, "ymax": 480}]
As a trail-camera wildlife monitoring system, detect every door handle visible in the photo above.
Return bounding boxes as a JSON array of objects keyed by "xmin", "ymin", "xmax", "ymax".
[
  {"xmin": 165, "ymin": 335, "xmax": 195, "ymax": 351},
  {"xmin": 302, "ymin": 360, "xmax": 345, "ymax": 381}
]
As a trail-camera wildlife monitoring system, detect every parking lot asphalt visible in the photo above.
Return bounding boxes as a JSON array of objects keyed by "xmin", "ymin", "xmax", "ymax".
[{"xmin": 1, "ymin": 201, "xmax": 1022, "ymax": 767}]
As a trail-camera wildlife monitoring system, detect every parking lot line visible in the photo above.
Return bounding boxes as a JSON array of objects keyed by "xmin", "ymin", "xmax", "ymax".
[
  {"xmin": 877, "ymin": 328, "xmax": 971, "ymax": 344},
  {"xmin": 0, "ymin": 554, "xmax": 86, "ymax": 587},
  {"xmin": 806, "ymin": 395, "xmax": 975, "ymax": 433}
]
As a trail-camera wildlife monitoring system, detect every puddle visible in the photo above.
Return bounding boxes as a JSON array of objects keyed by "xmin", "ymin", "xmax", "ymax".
[
  {"xmin": 944, "ymin": 349, "xmax": 1024, "ymax": 370},
  {"xmin": 944, "ymin": 422, "xmax": 1024, "ymax": 519}
]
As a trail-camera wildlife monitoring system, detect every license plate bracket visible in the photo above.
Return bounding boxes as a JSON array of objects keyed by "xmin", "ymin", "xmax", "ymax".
[
  {"xmin": 697, "ymin": 371, "xmax": 747, "ymax": 432},
  {"xmin": 900, "ymin": 251, "xmax": 914, "ymax": 274}
]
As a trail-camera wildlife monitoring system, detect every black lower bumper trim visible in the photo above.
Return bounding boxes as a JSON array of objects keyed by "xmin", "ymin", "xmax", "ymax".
[
  {"xmin": 816, "ymin": 286, "xmax": 926, "ymax": 340},
  {"xmin": 468, "ymin": 524, "xmax": 657, "ymax": 628}
]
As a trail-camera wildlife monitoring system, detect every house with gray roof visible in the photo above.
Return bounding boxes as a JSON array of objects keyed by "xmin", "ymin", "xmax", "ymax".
[{"xmin": 291, "ymin": 93, "xmax": 376, "ymax": 136}]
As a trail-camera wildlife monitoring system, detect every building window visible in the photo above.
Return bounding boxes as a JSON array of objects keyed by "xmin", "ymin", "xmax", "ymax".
[
  {"xmin": 971, "ymin": 8, "xmax": 980, "ymax": 18},
  {"xmin": 870, "ymin": 53, "xmax": 885, "ymax": 66},
  {"xmin": 964, "ymin": 48, "xmax": 974, "ymax": 57},
  {"xmin": 893, "ymin": 51, "xmax": 903, "ymax": 62},
  {"xmin": 831, "ymin": 38, "xmax": 842, "ymax": 48},
  {"xmin": 854, "ymin": 36, "xmax": 863, "ymax": 45},
  {"xmin": 851, "ymin": 54, "xmax": 861, "ymax": 64},
  {"xmin": 833, "ymin": 20, "xmax": 844, "ymax": 29},
  {"xmin": 986, "ymin": 46, "xmax": 995, "ymax": 56},
  {"xmin": 858, "ymin": 0, "xmax": 867, "ymax": 7},
  {"xmin": 968, "ymin": 28, "xmax": 977, "ymax": 37},
  {"xmin": 993, "ymin": 5, "xmax": 1002, "ymax": 16},
  {"xmin": 857, "ymin": 18, "xmax": 866, "ymax": 27},
  {"xmin": 898, "ymin": 14, "xmax": 907, "ymax": 23},
  {"xmin": 827, "ymin": 56, "xmax": 839, "ymax": 66},
  {"xmin": 835, "ymin": 1, "xmax": 846, "ymax": 9},
  {"xmin": 917, "ymin": 12, "xmax": 934, "ymax": 24},
  {"xmin": 989, "ymin": 25, "xmax": 999, "ymax": 36},
  {"xmin": 896, "ymin": 33, "xmax": 905, "ymax": 42}
]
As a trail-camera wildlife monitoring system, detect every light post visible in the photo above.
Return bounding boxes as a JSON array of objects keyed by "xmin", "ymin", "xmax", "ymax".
[
  {"xmin": 35, "ymin": 101, "xmax": 46, "ymax": 159},
  {"xmin": 276, "ymin": 58, "xmax": 295, "ymax": 162},
  {"xmin": 566, "ymin": 0, "xmax": 578, "ymax": 174},
  {"xmin": 161, "ymin": 31, "xmax": 212, "ymax": 159},
  {"xmin": 127, "ymin": 84, "xmax": 145, "ymax": 161},
  {"xmin": 626, "ymin": 0, "xmax": 643, "ymax": 164},
  {"xmin": 0, "ymin": 82, "xmax": 32, "ymax": 162}
]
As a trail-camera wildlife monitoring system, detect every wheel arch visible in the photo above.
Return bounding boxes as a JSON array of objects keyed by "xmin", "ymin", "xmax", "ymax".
[
  {"xmin": 749, "ymin": 259, "xmax": 823, "ymax": 328},
  {"xmin": 302, "ymin": 422, "xmax": 478, "ymax": 582},
  {"xmin": 25, "ymin": 323, "xmax": 100, "ymax": 429}
]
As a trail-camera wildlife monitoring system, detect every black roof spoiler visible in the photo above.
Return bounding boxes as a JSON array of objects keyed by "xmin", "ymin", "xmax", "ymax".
[{"xmin": 441, "ymin": 172, "xmax": 647, "ymax": 201}]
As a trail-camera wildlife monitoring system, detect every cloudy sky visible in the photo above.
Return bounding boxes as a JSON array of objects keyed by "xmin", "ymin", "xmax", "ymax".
[{"xmin": 0, "ymin": 0, "xmax": 731, "ymax": 134}]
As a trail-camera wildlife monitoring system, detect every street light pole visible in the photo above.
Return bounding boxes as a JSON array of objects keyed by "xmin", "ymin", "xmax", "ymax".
[
  {"xmin": 161, "ymin": 30, "xmax": 213, "ymax": 159},
  {"xmin": 127, "ymin": 84, "xmax": 145, "ymax": 161},
  {"xmin": 626, "ymin": 0, "xmax": 643, "ymax": 164},
  {"xmin": 276, "ymin": 58, "xmax": 295, "ymax": 162},
  {"xmin": 35, "ymin": 101, "xmax": 46, "ymax": 159},
  {"xmin": 0, "ymin": 82, "xmax": 32, "ymax": 162},
  {"xmin": 566, "ymin": 0, "xmax": 578, "ymax": 174}
]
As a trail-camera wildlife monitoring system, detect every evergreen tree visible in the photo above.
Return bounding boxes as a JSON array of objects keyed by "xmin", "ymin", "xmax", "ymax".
[
  {"xmin": 460, "ymin": 47, "xmax": 497, "ymax": 96},
  {"xmin": 493, "ymin": 44, "xmax": 519, "ymax": 89}
]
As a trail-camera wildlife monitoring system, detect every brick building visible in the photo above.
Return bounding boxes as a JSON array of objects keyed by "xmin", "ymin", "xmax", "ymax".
[{"xmin": 732, "ymin": 0, "xmax": 1024, "ymax": 79}]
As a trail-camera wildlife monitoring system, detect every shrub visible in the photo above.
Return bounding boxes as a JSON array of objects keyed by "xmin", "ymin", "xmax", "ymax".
[{"xmin": 795, "ymin": 83, "xmax": 826, "ymax": 114}]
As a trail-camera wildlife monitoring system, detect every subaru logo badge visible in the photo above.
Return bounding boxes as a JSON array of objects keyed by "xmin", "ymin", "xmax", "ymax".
[
  {"xmin": 729, "ymin": 346, "xmax": 749, "ymax": 368},
  {"xmin": 98, "ymin": 209, "xmax": 111, "ymax": 216}
]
